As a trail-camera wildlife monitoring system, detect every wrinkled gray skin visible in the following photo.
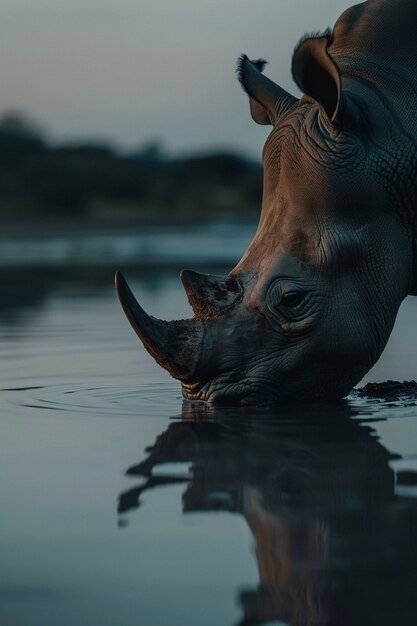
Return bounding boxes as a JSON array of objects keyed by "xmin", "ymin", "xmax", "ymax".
[{"xmin": 116, "ymin": 0, "xmax": 417, "ymax": 405}]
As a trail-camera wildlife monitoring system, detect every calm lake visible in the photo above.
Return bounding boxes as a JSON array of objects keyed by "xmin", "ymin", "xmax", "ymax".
[{"xmin": 1, "ymin": 219, "xmax": 417, "ymax": 626}]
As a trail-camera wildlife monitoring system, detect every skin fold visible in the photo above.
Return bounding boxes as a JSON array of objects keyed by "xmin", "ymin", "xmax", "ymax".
[{"xmin": 116, "ymin": 0, "xmax": 417, "ymax": 405}]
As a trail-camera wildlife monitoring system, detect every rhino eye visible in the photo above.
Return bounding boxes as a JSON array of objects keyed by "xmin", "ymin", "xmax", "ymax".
[
  {"xmin": 266, "ymin": 281, "xmax": 319, "ymax": 331},
  {"xmin": 266, "ymin": 281, "xmax": 309, "ymax": 321},
  {"xmin": 281, "ymin": 290, "xmax": 304, "ymax": 308}
]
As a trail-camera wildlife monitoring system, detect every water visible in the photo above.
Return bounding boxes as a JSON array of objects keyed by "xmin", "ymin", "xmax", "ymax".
[{"xmin": 1, "ymin": 220, "xmax": 417, "ymax": 626}]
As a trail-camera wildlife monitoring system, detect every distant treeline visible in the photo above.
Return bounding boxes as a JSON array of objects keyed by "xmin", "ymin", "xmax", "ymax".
[{"xmin": 0, "ymin": 112, "xmax": 262, "ymax": 219}]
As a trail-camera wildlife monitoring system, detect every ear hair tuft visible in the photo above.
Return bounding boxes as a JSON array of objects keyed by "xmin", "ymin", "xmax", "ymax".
[
  {"xmin": 236, "ymin": 54, "xmax": 268, "ymax": 93},
  {"xmin": 293, "ymin": 27, "xmax": 332, "ymax": 56},
  {"xmin": 251, "ymin": 58, "xmax": 268, "ymax": 73}
]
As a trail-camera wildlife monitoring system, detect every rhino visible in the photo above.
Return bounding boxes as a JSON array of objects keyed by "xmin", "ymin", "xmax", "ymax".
[{"xmin": 116, "ymin": 0, "xmax": 417, "ymax": 404}]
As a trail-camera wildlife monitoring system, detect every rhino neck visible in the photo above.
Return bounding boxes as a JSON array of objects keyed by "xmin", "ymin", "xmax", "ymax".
[
  {"xmin": 331, "ymin": 0, "xmax": 417, "ymax": 85},
  {"xmin": 330, "ymin": 75, "xmax": 417, "ymax": 297},
  {"xmin": 330, "ymin": 1, "xmax": 417, "ymax": 130},
  {"xmin": 334, "ymin": 56, "xmax": 417, "ymax": 133}
]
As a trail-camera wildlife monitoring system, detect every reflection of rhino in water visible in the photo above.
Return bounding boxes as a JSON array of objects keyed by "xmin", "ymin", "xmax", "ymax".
[
  {"xmin": 119, "ymin": 404, "xmax": 417, "ymax": 626},
  {"xmin": 117, "ymin": 0, "xmax": 417, "ymax": 404}
]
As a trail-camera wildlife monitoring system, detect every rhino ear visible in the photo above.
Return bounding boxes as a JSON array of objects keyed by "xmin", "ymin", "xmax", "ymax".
[
  {"xmin": 291, "ymin": 31, "xmax": 341, "ymax": 124},
  {"xmin": 237, "ymin": 55, "xmax": 297, "ymax": 126}
]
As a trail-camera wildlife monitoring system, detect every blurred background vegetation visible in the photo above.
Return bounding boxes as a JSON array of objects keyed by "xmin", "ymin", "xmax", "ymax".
[{"xmin": 0, "ymin": 110, "xmax": 262, "ymax": 225}]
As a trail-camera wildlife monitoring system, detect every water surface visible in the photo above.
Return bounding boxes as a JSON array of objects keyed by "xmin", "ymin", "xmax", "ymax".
[{"xmin": 1, "ymin": 221, "xmax": 417, "ymax": 626}]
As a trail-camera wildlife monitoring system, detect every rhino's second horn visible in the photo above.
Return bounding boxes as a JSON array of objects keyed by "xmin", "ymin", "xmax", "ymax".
[{"xmin": 181, "ymin": 270, "xmax": 242, "ymax": 318}]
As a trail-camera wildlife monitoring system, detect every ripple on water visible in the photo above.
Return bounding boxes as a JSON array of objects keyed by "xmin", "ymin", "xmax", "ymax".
[
  {"xmin": 3, "ymin": 379, "xmax": 417, "ymax": 422},
  {"xmin": 1, "ymin": 380, "xmax": 183, "ymax": 419}
]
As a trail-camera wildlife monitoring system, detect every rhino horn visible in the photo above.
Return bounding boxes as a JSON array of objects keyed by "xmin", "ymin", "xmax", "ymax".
[
  {"xmin": 115, "ymin": 272, "xmax": 203, "ymax": 382},
  {"xmin": 181, "ymin": 270, "xmax": 243, "ymax": 318},
  {"xmin": 237, "ymin": 54, "xmax": 297, "ymax": 125}
]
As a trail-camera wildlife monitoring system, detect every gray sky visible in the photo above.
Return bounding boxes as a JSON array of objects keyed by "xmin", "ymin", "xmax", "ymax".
[{"xmin": 2, "ymin": 0, "xmax": 349, "ymax": 156}]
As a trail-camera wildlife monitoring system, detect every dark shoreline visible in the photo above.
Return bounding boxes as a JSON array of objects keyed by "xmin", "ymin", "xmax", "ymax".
[{"xmin": 0, "ymin": 210, "xmax": 258, "ymax": 239}]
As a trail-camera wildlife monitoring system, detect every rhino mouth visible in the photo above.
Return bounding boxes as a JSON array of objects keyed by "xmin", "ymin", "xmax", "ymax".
[
  {"xmin": 181, "ymin": 378, "xmax": 253, "ymax": 404},
  {"xmin": 115, "ymin": 271, "xmax": 204, "ymax": 383}
]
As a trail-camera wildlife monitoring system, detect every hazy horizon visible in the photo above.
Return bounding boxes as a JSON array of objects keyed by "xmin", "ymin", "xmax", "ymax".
[{"xmin": 3, "ymin": 0, "xmax": 349, "ymax": 156}]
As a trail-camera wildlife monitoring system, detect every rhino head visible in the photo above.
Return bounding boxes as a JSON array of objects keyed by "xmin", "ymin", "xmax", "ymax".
[{"xmin": 116, "ymin": 0, "xmax": 417, "ymax": 404}]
